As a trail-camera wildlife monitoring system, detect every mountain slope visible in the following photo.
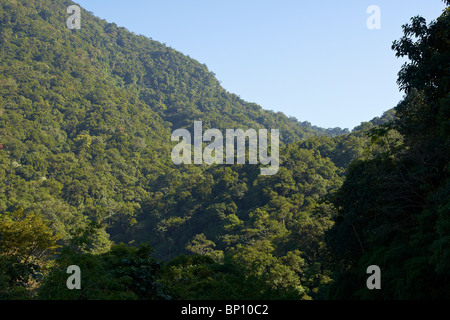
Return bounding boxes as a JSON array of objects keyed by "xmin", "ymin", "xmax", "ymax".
[
  {"xmin": 0, "ymin": 0, "xmax": 351, "ymax": 242},
  {"xmin": 0, "ymin": 0, "xmax": 392, "ymax": 300}
]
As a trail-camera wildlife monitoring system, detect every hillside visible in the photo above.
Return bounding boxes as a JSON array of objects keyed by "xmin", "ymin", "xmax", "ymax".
[
  {"xmin": 1, "ymin": 0, "xmax": 447, "ymax": 301},
  {"xmin": 0, "ymin": 0, "xmax": 351, "ymax": 252},
  {"xmin": 0, "ymin": 0, "xmax": 357, "ymax": 299}
]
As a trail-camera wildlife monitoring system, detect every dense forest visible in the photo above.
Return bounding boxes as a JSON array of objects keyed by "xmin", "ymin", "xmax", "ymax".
[{"xmin": 0, "ymin": 0, "xmax": 448, "ymax": 300}]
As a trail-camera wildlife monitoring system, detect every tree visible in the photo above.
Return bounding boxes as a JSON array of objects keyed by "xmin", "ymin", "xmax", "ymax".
[
  {"xmin": 0, "ymin": 209, "xmax": 61, "ymax": 299},
  {"xmin": 327, "ymin": 3, "xmax": 450, "ymax": 299},
  {"xmin": 0, "ymin": 209, "xmax": 61, "ymax": 262},
  {"xmin": 38, "ymin": 243, "xmax": 168, "ymax": 300}
]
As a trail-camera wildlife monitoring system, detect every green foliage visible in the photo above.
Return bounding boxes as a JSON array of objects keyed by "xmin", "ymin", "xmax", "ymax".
[
  {"xmin": 0, "ymin": 209, "xmax": 61, "ymax": 299},
  {"xmin": 0, "ymin": 255, "xmax": 41, "ymax": 299},
  {"xmin": 0, "ymin": 0, "xmax": 354, "ymax": 299},
  {"xmin": 3, "ymin": 0, "xmax": 446, "ymax": 301},
  {"xmin": 0, "ymin": 209, "xmax": 61, "ymax": 260},
  {"xmin": 38, "ymin": 243, "xmax": 168, "ymax": 300},
  {"xmin": 160, "ymin": 253, "xmax": 304, "ymax": 300},
  {"xmin": 327, "ymin": 3, "xmax": 450, "ymax": 299},
  {"xmin": 0, "ymin": 0, "xmax": 348, "ymax": 258}
]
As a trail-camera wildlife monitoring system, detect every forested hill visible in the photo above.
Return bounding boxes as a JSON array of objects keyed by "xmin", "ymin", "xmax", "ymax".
[
  {"xmin": 0, "ymin": 0, "xmax": 363, "ymax": 299},
  {"xmin": 1, "ymin": 0, "xmax": 448, "ymax": 301},
  {"xmin": 0, "ymin": 0, "xmax": 353, "ymax": 252},
  {"xmin": 1, "ymin": 0, "xmax": 349, "ymax": 141}
]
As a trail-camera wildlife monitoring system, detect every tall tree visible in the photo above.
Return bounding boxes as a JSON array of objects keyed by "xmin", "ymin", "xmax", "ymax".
[
  {"xmin": 327, "ymin": 3, "xmax": 450, "ymax": 299},
  {"xmin": 0, "ymin": 209, "xmax": 61, "ymax": 299}
]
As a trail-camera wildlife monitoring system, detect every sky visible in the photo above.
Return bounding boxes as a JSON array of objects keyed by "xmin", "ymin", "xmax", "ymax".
[{"xmin": 75, "ymin": 0, "xmax": 447, "ymax": 130}]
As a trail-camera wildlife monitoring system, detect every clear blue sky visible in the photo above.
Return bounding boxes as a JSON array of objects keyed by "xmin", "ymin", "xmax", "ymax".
[{"xmin": 75, "ymin": 0, "xmax": 447, "ymax": 130}]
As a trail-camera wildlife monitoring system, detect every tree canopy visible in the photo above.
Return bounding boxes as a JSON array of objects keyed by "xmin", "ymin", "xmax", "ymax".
[{"xmin": 0, "ymin": 0, "xmax": 448, "ymax": 300}]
